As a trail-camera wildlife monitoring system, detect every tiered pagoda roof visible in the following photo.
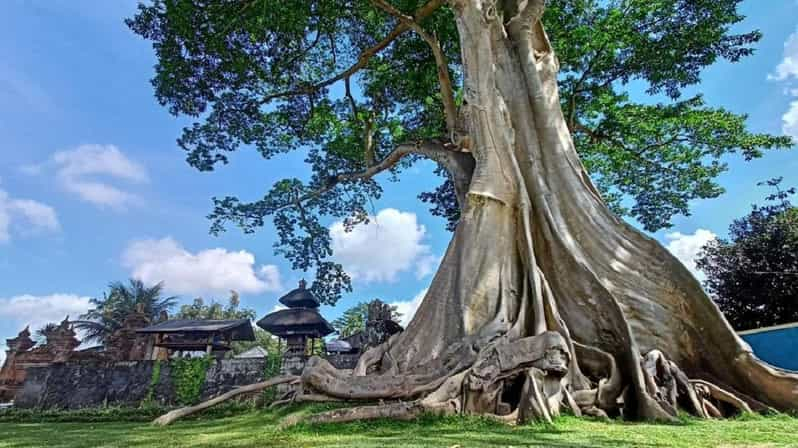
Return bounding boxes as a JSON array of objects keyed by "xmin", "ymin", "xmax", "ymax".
[{"xmin": 257, "ymin": 280, "xmax": 334, "ymax": 338}]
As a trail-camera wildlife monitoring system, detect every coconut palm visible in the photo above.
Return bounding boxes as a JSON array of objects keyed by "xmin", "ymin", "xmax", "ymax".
[{"xmin": 73, "ymin": 279, "xmax": 177, "ymax": 344}]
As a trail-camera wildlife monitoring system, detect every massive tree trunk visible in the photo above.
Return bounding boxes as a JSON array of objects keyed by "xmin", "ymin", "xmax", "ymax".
[
  {"xmin": 156, "ymin": 0, "xmax": 798, "ymax": 427},
  {"xmin": 302, "ymin": 0, "xmax": 798, "ymax": 421}
]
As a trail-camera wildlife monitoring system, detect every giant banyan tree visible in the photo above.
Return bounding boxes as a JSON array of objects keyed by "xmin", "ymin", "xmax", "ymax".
[{"xmin": 130, "ymin": 0, "xmax": 798, "ymax": 425}]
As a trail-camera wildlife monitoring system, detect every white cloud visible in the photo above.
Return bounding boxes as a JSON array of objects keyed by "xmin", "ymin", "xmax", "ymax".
[
  {"xmin": 769, "ymin": 28, "xmax": 798, "ymax": 82},
  {"xmin": 122, "ymin": 237, "xmax": 283, "ymax": 296},
  {"xmin": 330, "ymin": 208, "xmax": 435, "ymax": 283},
  {"xmin": 783, "ymin": 98, "xmax": 798, "ymax": 140},
  {"xmin": 664, "ymin": 229, "xmax": 717, "ymax": 281},
  {"xmin": 258, "ymin": 265, "xmax": 283, "ymax": 292},
  {"xmin": 0, "ymin": 189, "xmax": 60, "ymax": 243},
  {"xmin": 769, "ymin": 28, "xmax": 798, "ymax": 141},
  {"xmin": 390, "ymin": 288, "xmax": 427, "ymax": 327},
  {"xmin": 0, "ymin": 293, "xmax": 92, "ymax": 332},
  {"xmin": 52, "ymin": 144, "xmax": 148, "ymax": 209}
]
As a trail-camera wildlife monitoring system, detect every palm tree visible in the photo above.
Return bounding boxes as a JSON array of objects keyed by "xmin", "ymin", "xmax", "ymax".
[{"xmin": 73, "ymin": 279, "xmax": 178, "ymax": 344}]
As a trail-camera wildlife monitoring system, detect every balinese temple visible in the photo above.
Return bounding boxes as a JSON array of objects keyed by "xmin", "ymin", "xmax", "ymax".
[{"xmin": 257, "ymin": 280, "xmax": 335, "ymax": 375}]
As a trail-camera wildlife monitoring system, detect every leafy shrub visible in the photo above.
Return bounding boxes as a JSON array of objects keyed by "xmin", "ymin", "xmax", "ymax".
[
  {"xmin": 171, "ymin": 356, "xmax": 213, "ymax": 405},
  {"xmin": 260, "ymin": 353, "xmax": 283, "ymax": 404}
]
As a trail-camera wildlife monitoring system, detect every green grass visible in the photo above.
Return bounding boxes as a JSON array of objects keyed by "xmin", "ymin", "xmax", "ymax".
[{"xmin": 1, "ymin": 405, "xmax": 797, "ymax": 448}]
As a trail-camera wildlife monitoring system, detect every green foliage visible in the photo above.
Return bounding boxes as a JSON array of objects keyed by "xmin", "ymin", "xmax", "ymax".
[
  {"xmin": 231, "ymin": 327, "xmax": 282, "ymax": 358},
  {"xmin": 544, "ymin": 0, "xmax": 792, "ymax": 231},
  {"xmin": 170, "ymin": 356, "xmax": 213, "ymax": 405},
  {"xmin": 175, "ymin": 292, "xmax": 255, "ymax": 321},
  {"xmin": 696, "ymin": 179, "xmax": 798, "ymax": 330},
  {"xmin": 127, "ymin": 0, "xmax": 793, "ymax": 304},
  {"xmin": 143, "ymin": 360, "xmax": 162, "ymax": 405},
  {"xmin": 73, "ymin": 279, "xmax": 178, "ymax": 344},
  {"xmin": 260, "ymin": 352, "xmax": 283, "ymax": 403},
  {"xmin": 332, "ymin": 301, "xmax": 402, "ymax": 338}
]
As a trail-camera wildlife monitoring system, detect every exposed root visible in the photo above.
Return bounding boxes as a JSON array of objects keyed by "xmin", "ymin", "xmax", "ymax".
[
  {"xmin": 283, "ymin": 401, "xmax": 435, "ymax": 427},
  {"xmin": 638, "ymin": 350, "xmax": 752, "ymax": 418},
  {"xmin": 691, "ymin": 379, "xmax": 753, "ymax": 415},
  {"xmin": 152, "ymin": 376, "xmax": 298, "ymax": 426}
]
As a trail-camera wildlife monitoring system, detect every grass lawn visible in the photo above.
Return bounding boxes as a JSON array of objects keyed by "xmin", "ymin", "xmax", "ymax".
[{"xmin": 1, "ymin": 406, "xmax": 797, "ymax": 448}]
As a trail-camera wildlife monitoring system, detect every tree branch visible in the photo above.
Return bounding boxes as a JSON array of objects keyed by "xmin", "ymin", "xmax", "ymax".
[
  {"xmin": 276, "ymin": 139, "xmax": 473, "ymax": 213},
  {"xmin": 259, "ymin": 0, "xmax": 446, "ymax": 105},
  {"xmin": 370, "ymin": 0, "xmax": 457, "ymax": 136}
]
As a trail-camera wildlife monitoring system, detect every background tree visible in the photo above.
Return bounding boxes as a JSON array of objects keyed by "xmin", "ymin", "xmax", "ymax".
[
  {"xmin": 34, "ymin": 323, "xmax": 59, "ymax": 343},
  {"xmin": 332, "ymin": 301, "xmax": 402, "ymax": 337},
  {"xmin": 174, "ymin": 291, "xmax": 256, "ymax": 320},
  {"xmin": 74, "ymin": 279, "xmax": 177, "ymax": 344},
  {"xmin": 697, "ymin": 179, "xmax": 798, "ymax": 331},
  {"xmin": 231, "ymin": 327, "xmax": 283, "ymax": 356},
  {"xmin": 132, "ymin": 0, "xmax": 798, "ymax": 424}
]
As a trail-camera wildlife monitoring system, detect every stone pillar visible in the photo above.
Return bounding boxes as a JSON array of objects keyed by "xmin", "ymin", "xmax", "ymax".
[{"xmin": 281, "ymin": 335, "xmax": 308, "ymax": 375}]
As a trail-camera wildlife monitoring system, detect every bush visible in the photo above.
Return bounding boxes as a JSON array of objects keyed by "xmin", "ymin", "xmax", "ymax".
[{"xmin": 171, "ymin": 356, "xmax": 213, "ymax": 405}]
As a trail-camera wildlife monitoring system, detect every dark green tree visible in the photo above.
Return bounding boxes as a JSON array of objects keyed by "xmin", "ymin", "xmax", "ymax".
[
  {"xmin": 332, "ymin": 301, "xmax": 402, "ymax": 337},
  {"xmin": 697, "ymin": 179, "xmax": 798, "ymax": 331},
  {"xmin": 174, "ymin": 291, "xmax": 256, "ymax": 320},
  {"xmin": 230, "ymin": 327, "xmax": 283, "ymax": 357},
  {"xmin": 74, "ymin": 279, "xmax": 178, "ymax": 344}
]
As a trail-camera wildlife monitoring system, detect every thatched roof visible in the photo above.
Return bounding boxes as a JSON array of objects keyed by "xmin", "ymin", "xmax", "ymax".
[
  {"xmin": 278, "ymin": 280, "xmax": 320, "ymax": 309},
  {"xmin": 234, "ymin": 346, "xmax": 269, "ymax": 359},
  {"xmin": 256, "ymin": 308, "xmax": 334, "ymax": 338},
  {"xmin": 136, "ymin": 319, "xmax": 255, "ymax": 341}
]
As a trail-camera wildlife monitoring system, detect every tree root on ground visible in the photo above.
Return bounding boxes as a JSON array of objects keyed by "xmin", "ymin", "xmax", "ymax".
[
  {"xmin": 151, "ymin": 330, "xmax": 759, "ymax": 428},
  {"xmin": 150, "ymin": 330, "xmax": 758, "ymax": 428}
]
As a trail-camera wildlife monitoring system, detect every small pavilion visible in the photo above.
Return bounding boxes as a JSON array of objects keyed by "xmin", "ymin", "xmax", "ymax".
[
  {"xmin": 257, "ymin": 280, "xmax": 334, "ymax": 374},
  {"xmin": 136, "ymin": 319, "xmax": 255, "ymax": 359}
]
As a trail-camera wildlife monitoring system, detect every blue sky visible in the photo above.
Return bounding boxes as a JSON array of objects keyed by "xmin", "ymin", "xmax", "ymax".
[{"xmin": 2, "ymin": 0, "xmax": 798, "ymax": 360}]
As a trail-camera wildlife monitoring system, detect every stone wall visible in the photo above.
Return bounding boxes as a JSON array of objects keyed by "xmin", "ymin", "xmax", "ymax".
[{"xmin": 14, "ymin": 358, "xmax": 266, "ymax": 409}]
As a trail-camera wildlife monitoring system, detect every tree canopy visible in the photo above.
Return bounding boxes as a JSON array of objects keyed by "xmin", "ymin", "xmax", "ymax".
[
  {"xmin": 331, "ymin": 300, "xmax": 402, "ymax": 337},
  {"xmin": 174, "ymin": 291, "xmax": 256, "ymax": 320},
  {"xmin": 127, "ymin": 0, "xmax": 792, "ymax": 305},
  {"xmin": 697, "ymin": 179, "xmax": 798, "ymax": 331},
  {"xmin": 74, "ymin": 279, "xmax": 178, "ymax": 344}
]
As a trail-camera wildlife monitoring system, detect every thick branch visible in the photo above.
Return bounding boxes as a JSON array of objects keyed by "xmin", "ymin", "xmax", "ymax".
[
  {"xmin": 259, "ymin": 0, "xmax": 445, "ymax": 105},
  {"xmin": 371, "ymin": 0, "xmax": 457, "ymax": 136},
  {"xmin": 152, "ymin": 376, "xmax": 298, "ymax": 426},
  {"xmin": 276, "ymin": 140, "xmax": 473, "ymax": 213}
]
